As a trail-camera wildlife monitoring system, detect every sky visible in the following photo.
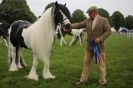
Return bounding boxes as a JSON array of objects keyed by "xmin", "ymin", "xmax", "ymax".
[
  {"xmin": 0, "ymin": 0, "xmax": 132, "ymax": 17},
  {"xmin": 26, "ymin": 0, "xmax": 133, "ymax": 18}
]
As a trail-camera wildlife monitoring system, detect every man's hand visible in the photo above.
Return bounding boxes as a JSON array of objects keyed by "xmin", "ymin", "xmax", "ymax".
[
  {"xmin": 94, "ymin": 37, "xmax": 101, "ymax": 44},
  {"xmin": 64, "ymin": 24, "xmax": 71, "ymax": 32},
  {"xmin": 65, "ymin": 24, "xmax": 71, "ymax": 29}
]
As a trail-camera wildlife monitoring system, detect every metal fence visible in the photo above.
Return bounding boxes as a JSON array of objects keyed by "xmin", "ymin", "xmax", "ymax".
[{"xmin": 127, "ymin": 30, "xmax": 133, "ymax": 37}]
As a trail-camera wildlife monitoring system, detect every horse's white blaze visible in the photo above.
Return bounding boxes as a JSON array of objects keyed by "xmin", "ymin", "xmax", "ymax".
[
  {"xmin": 60, "ymin": 11, "xmax": 71, "ymax": 25},
  {"xmin": 63, "ymin": 19, "xmax": 71, "ymax": 25}
]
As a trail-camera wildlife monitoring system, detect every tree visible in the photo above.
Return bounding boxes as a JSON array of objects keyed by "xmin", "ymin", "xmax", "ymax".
[
  {"xmin": 0, "ymin": 0, "xmax": 37, "ymax": 24},
  {"xmin": 72, "ymin": 9, "xmax": 86, "ymax": 23},
  {"xmin": 111, "ymin": 11, "xmax": 125, "ymax": 31},
  {"xmin": 125, "ymin": 15, "xmax": 133, "ymax": 30},
  {"xmin": 98, "ymin": 8, "xmax": 112, "ymax": 26}
]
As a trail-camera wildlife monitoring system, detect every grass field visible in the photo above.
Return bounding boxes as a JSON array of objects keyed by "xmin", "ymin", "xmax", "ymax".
[{"xmin": 0, "ymin": 35, "xmax": 133, "ymax": 88}]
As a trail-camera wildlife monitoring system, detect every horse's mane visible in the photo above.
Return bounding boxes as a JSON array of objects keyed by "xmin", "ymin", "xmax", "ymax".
[{"xmin": 44, "ymin": 2, "xmax": 55, "ymax": 11}]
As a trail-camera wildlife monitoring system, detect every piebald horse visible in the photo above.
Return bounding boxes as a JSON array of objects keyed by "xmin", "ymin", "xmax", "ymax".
[
  {"xmin": 8, "ymin": 2, "xmax": 71, "ymax": 81},
  {"xmin": 8, "ymin": 20, "xmax": 31, "ymax": 68}
]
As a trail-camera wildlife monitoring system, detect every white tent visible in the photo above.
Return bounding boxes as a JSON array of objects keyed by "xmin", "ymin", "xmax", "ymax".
[
  {"xmin": 118, "ymin": 27, "xmax": 128, "ymax": 33},
  {"xmin": 111, "ymin": 27, "xmax": 117, "ymax": 32}
]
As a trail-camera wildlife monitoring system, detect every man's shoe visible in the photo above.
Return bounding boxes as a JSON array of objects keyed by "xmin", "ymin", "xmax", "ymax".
[
  {"xmin": 75, "ymin": 81, "xmax": 85, "ymax": 86},
  {"xmin": 98, "ymin": 83, "xmax": 107, "ymax": 88}
]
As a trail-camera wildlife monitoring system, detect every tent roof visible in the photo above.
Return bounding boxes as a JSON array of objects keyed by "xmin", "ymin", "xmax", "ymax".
[{"xmin": 118, "ymin": 27, "xmax": 128, "ymax": 32}]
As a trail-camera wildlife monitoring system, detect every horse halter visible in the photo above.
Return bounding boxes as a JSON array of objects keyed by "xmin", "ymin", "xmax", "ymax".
[
  {"xmin": 60, "ymin": 10, "xmax": 71, "ymax": 25},
  {"xmin": 53, "ymin": 2, "xmax": 71, "ymax": 32}
]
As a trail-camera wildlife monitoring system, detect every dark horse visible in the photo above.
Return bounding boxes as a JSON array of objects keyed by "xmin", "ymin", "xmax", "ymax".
[
  {"xmin": 0, "ymin": 22, "xmax": 10, "ymax": 47},
  {"xmin": 8, "ymin": 1, "xmax": 71, "ymax": 81}
]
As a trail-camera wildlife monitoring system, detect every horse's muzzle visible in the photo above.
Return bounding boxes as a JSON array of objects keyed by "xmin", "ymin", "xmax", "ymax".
[{"xmin": 65, "ymin": 24, "xmax": 71, "ymax": 30}]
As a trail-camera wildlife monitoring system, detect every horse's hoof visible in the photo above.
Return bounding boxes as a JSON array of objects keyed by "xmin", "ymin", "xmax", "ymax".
[
  {"xmin": 26, "ymin": 75, "xmax": 38, "ymax": 81},
  {"xmin": 9, "ymin": 65, "xmax": 18, "ymax": 72},
  {"xmin": 9, "ymin": 68, "xmax": 18, "ymax": 72},
  {"xmin": 17, "ymin": 64, "xmax": 23, "ymax": 69},
  {"xmin": 43, "ymin": 75, "xmax": 55, "ymax": 79},
  {"xmin": 48, "ymin": 75, "xmax": 55, "ymax": 79}
]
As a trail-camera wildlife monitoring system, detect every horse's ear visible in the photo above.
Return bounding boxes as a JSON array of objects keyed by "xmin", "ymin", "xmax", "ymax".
[
  {"xmin": 55, "ymin": 1, "xmax": 58, "ymax": 6},
  {"xmin": 64, "ymin": 3, "xmax": 66, "ymax": 6}
]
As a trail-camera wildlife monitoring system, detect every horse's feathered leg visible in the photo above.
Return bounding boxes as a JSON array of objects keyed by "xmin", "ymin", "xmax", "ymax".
[
  {"xmin": 9, "ymin": 44, "xmax": 18, "ymax": 71},
  {"xmin": 17, "ymin": 47, "xmax": 23, "ymax": 69},
  {"xmin": 19, "ymin": 48, "xmax": 27, "ymax": 67},
  {"xmin": 43, "ymin": 55, "xmax": 55, "ymax": 79},
  {"xmin": 27, "ymin": 53, "xmax": 38, "ymax": 81}
]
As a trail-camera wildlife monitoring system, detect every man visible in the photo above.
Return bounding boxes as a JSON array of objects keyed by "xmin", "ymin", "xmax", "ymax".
[{"xmin": 69, "ymin": 6, "xmax": 111, "ymax": 86}]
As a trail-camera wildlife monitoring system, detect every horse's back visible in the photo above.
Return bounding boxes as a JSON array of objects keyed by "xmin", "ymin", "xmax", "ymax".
[
  {"xmin": 10, "ymin": 20, "xmax": 31, "ymax": 48},
  {"xmin": 11, "ymin": 20, "xmax": 31, "ymax": 32}
]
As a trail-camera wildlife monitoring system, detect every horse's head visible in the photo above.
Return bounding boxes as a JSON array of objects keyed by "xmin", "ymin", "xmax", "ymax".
[
  {"xmin": 44, "ymin": 2, "xmax": 72, "ymax": 39},
  {"xmin": 54, "ymin": 1, "xmax": 71, "ymax": 29}
]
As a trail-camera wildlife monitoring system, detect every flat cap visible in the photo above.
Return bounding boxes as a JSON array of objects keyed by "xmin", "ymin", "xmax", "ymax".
[{"xmin": 86, "ymin": 6, "xmax": 98, "ymax": 13}]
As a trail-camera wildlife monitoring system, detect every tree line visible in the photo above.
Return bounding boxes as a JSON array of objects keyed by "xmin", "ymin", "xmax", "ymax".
[
  {"xmin": 0, "ymin": 0, "xmax": 133, "ymax": 31},
  {"xmin": 0, "ymin": 0, "xmax": 37, "ymax": 24},
  {"xmin": 72, "ymin": 8, "xmax": 133, "ymax": 31}
]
